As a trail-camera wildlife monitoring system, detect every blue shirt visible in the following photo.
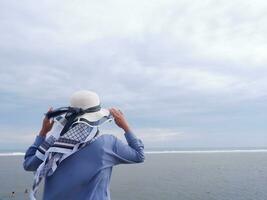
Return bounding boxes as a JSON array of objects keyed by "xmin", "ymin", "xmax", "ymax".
[{"xmin": 23, "ymin": 131, "xmax": 145, "ymax": 200}]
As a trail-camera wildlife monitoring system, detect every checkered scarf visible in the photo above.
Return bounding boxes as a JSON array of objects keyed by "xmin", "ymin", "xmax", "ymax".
[{"xmin": 29, "ymin": 116, "xmax": 111, "ymax": 200}]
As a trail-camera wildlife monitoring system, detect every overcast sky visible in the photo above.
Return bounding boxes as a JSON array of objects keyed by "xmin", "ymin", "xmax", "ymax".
[{"xmin": 0, "ymin": 0, "xmax": 267, "ymax": 150}]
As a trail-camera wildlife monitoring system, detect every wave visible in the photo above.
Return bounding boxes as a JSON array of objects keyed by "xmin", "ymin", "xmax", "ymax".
[
  {"xmin": 0, "ymin": 152, "xmax": 25, "ymax": 156},
  {"xmin": 1, "ymin": 149, "xmax": 267, "ymax": 156},
  {"xmin": 145, "ymin": 149, "xmax": 267, "ymax": 154}
]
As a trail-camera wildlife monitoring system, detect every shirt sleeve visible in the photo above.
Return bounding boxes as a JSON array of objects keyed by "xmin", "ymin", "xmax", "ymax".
[
  {"xmin": 23, "ymin": 135, "xmax": 45, "ymax": 171},
  {"xmin": 104, "ymin": 131, "xmax": 145, "ymax": 165}
]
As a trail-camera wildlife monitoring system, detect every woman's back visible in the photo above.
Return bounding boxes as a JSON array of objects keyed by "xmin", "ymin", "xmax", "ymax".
[{"xmin": 26, "ymin": 133, "xmax": 144, "ymax": 200}]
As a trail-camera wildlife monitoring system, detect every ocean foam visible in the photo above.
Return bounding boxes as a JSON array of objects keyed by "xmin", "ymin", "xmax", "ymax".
[
  {"xmin": 145, "ymin": 149, "xmax": 267, "ymax": 154},
  {"xmin": 0, "ymin": 152, "xmax": 25, "ymax": 156},
  {"xmin": 0, "ymin": 149, "xmax": 267, "ymax": 156}
]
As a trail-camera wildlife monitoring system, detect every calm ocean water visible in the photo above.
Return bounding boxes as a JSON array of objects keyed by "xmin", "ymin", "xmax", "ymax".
[{"xmin": 0, "ymin": 152, "xmax": 266, "ymax": 200}]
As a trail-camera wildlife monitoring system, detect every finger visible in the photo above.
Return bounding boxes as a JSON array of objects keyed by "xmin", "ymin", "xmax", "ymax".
[
  {"xmin": 45, "ymin": 107, "xmax": 53, "ymax": 119},
  {"xmin": 112, "ymin": 109, "xmax": 121, "ymax": 117},
  {"xmin": 110, "ymin": 108, "xmax": 119, "ymax": 116},
  {"xmin": 47, "ymin": 106, "xmax": 53, "ymax": 116},
  {"xmin": 109, "ymin": 108, "xmax": 116, "ymax": 116},
  {"xmin": 115, "ymin": 109, "xmax": 123, "ymax": 117},
  {"xmin": 109, "ymin": 108, "xmax": 116, "ymax": 112},
  {"xmin": 50, "ymin": 119, "xmax": 55, "ymax": 126}
]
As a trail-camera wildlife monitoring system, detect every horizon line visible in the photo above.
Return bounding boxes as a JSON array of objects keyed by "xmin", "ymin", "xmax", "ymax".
[{"xmin": 1, "ymin": 149, "xmax": 267, "ymax": 156}]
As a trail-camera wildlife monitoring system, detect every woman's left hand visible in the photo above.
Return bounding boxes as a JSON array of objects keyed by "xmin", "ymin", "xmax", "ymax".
[{"xmin": 39, "ymin": 107, "xmax": 54, "ymax": 137}]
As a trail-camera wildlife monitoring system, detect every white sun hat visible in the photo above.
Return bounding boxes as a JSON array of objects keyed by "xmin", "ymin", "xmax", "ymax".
[{"xmin": 70, "ymin": 90, "xmax": 110, "ymax": 122}]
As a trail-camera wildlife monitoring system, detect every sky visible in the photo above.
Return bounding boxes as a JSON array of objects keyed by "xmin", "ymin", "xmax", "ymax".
[{"xmin": 0, "ymin": 0, "xmax": 267, "ymax": 150}]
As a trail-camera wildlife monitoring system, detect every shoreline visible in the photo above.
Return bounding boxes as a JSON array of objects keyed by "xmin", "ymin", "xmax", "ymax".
[
  {"xmin": 145, "ymin": 149, "xmax": 267, "ymax": 154},
  {"xmin": 1, "ymin": 149, "xmax": 267, "ymax": 156}
]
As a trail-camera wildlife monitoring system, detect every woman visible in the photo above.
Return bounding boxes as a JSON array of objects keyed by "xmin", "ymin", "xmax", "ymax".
[{"xmin": 23, "ymin": 90, "xmax": 145, "ymax": 200}]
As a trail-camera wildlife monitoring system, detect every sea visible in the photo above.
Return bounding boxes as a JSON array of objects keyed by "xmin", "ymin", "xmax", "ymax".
[{"xmin": 0, "ymin": 149, "xmax": 266, "ymax": 200}]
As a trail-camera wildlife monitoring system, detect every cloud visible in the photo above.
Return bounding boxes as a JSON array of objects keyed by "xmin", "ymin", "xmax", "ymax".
[{"xmin": 0, "ymin": 0, "xmax": 267, "ymax": 149}]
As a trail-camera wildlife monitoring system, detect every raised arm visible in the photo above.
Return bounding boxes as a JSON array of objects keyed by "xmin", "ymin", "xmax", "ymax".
[
  {"xmin": 107, "ymin": 108, "xmax": 145, "ymax": 165},
  {"xmin": 111, "ymin": 131, "xmax": 145, "ymax": 164},
  {"xmin": 23, "ymin": 108, "xmax": 54, "ymax": 171},
  {"xmin": 23, "ymin": 135, "xmax": 45, "ymax": 171}
]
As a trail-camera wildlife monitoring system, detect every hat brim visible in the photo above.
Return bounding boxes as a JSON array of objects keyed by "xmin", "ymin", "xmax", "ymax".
[{"xmin": 79, "ymin": 108, "xmax": 110, "ymax": 122}]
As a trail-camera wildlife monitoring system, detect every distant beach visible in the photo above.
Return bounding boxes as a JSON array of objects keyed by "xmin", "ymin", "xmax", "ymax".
[
  {"xmin": 0, "ymin": 151, "xmax": 267, "ymax": 200},
  {"xmin": 1, "ymin": 148, "xmax": 267, "ymax": 157}
]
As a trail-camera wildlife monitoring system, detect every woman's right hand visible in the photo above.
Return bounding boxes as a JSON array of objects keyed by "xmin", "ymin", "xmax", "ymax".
[{"xmin": 109, "ymin": 108, "xmax": 131, "ymax": 133}]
